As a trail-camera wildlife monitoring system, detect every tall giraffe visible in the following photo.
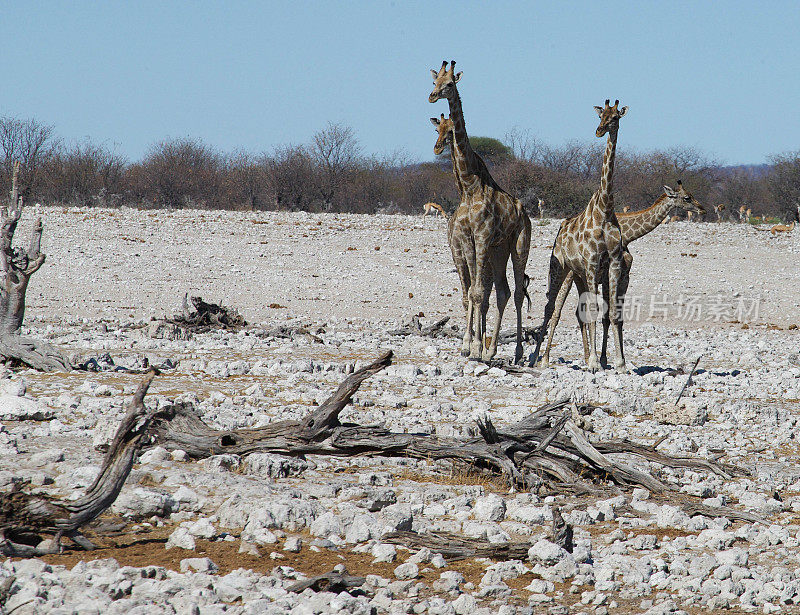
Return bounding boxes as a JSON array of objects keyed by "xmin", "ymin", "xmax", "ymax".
[
  {"xmin": 536, "ymin": 182, "xmax": 704, "ymax": 367},
  {"xmin": 429, "ymin": 62, "xmax": 531, "ymax": 363},
  {"xmin": 534, "ymin": 100, "xmax": 628, "ymax": 372}
]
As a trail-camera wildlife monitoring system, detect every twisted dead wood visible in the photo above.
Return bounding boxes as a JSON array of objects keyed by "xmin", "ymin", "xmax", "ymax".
[
  {"xmin": 0, "ymin": 369, "xmax": 160, "ymax": 556},
  {"xmin": 382, "ymin": 530, "xmax": 531, "ymax": 561},
  {"xmin": 162, "ymin": 294, "xmax": 247, "ymax": 334},
  {"xmin": 0, "ymin": 161, "xmax": 71, "ymax": 371},
  {"xmin": 145, "ymin": 352, "xmax": 749, "ymax": 520}
]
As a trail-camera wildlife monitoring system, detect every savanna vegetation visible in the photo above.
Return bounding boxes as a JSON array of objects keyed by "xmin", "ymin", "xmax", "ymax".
[{"xmin": 2, "ymin": 115, "xmax": 798, "ymax": 221}]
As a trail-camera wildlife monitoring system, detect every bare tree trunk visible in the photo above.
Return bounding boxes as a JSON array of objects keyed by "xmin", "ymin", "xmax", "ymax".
[
  {"xmin": 0, "ymin": 370, "xmax": 160, "ymax": 555},
  {"xmin": 0, "ymin": 161, "xmax": 71, "ymax": 371}
]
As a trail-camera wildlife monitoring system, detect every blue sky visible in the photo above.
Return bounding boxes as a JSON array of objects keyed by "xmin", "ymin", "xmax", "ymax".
[{"xmin": 2, "ymin": 1, "xmax": 798, "ymax": 165}]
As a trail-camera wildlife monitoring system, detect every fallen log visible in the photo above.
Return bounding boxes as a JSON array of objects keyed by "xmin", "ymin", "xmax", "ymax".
[
  {"xmin": 0, "ymin": 369, "xmax": 160, "ymax": 556},
  {"xmin": 382, "ymin": 530, "xmax": 531, "ymax": 562},
  {"xmin": 144, "ymin": 353, "xmax": 747, "ymax": 503}
]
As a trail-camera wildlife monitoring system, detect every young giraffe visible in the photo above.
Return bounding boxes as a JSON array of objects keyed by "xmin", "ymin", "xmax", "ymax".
[
  {"xmin": 534, "ymin": 100, "xmax": 628, "ymax": 372},
  {"xmin": 429, "ymin": 62, "xmax": 531, "ymax": 363},
  {"xmin": 535, "ymin": 182, "xmax": 704, "ymax": 367}
]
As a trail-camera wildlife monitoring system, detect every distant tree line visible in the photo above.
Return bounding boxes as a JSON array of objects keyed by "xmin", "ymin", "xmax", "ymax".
[{"xmin": 1, "ymin": 115, "xmax": 798, "ymax": 222}]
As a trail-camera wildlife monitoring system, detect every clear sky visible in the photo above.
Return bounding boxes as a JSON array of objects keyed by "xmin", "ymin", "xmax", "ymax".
[{"xmin": 2, "ymin": 1, "xmax": 798, "ymax": 165}]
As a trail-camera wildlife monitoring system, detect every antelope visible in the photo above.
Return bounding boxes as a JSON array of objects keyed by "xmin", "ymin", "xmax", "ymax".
[{"xmin": 771, "ymin": 221, "xmax": 795, "ymax": 235}]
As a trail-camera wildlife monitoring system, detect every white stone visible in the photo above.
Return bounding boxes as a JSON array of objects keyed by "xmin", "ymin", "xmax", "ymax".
[
  {"xmin": 371, "ymin": 543, "xmax": 397, "ymax": 563},
  {"xmin": 473, "ymin": 494, "xmax": 506, "ymax": 522},
  {"xmin": 179, "ymin": 557, "xmax": 218, "ymax": 573},
  {"xmin": 394, "ymin": 562, "xmax": 419, "ymax": 580},
  {"xmin": 165, "ymin": 526, "xmax": 196, "ymax": 551}
]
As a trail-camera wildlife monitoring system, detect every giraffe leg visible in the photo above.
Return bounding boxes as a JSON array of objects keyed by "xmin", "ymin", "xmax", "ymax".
[
  {"xmin": 599, "ymin": 277, "xmax": 611, "ymax": 368},
  {"xmin": 539, "ymin": 269, "xmax": 573, "ymax": 367},
  {"xmin": 584, "ymin": 264, "xmax": 601, "ymax": 373},
  {"xmin": 573, "ymin": 275, "xmax": 592, "ymax": 364},
  {"xmin": 486, "ymin": 251, "xmax": 511, "ymax": 361},
  {"xmin": 607, "ymin": 250, "xmax": 626, "ymax": 372},
  {"xmin": 510, "ymin": 220, "xmax": 531, "ymax": 365},
  {"xmin": 575, "ymin": 280, "xmax": 590, "ymax": 363},
  {"xmin": 533, "ymin": 256, "xmax": 569, "ymax": 367},
  {"xmin": 471, "ymin": 254, "xmax": 492, "ymax": 361},
  {"xmin": 453, "ymin": 247, "xmax": 472, "ymax": 357}
]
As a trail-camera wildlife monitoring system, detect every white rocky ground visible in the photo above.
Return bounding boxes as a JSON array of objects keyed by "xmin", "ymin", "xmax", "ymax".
[{"xmin": 2, "ymin": 208, "xmax": 800, "ymax": 615}]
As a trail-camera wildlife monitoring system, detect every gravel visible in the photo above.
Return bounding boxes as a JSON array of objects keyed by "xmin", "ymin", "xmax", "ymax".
[{"xmin": 2, "ymin": 210, "xmax": 800, "ymax": 613}]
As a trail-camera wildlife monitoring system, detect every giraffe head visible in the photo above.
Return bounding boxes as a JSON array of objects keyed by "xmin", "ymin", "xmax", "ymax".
[
  {"xmin": 429, "ymin": 60, "xmax": 462, "ymax": 103},
  {"xmin": 594, "ymin": 99, "xmax": 628, "ymax": 137},
  {"xmin": 430, "ymin": 113, "xmax": 455, "ymax": 155},
  {"xmin": 664, "ymin": 180, "xmax": 705, "ymax": 215}
]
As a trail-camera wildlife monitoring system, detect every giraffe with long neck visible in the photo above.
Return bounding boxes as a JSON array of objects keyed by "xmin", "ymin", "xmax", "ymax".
[
  {"xmin": 429, "ymin": 62, "xmax": 531, "ymax": 363},
  {"xmin": 534, "ymin": 100, "xmax": 627, "ymax": 372},
  {"xmin": 537, "ymin": 182, "xmax": 704, "ymax": 367}
]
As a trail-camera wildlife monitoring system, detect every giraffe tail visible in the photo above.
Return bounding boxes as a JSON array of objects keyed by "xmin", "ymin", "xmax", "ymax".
[{"xmin": 523, "ymin": 273, "xmax": 532, "ymax": 312}]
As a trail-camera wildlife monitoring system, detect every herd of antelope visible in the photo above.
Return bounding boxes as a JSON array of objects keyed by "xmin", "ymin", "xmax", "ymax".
[{"xmin": 421, "ymin": 60, "xmax": 795, "ymax": 371}]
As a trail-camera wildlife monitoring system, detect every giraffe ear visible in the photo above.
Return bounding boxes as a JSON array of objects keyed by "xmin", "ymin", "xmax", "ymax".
[
  {"xmin": 618, "ymin": 106, "xmax": 629, "ymax": 117},
  {"xmin": 454, "ymin": 71, "xmax": 463, "ymax": 83},
  {"xmin": 430, "ymin": 117, "xmax": 441, "ymax": 127},
  {"xmin": 594, "ymin": 106, "xmax": 603, "ymax": 117},
  {"xmin": 430, "ymin": 69, "xmax": 438, "ymax": 80},
  {"xmin": 663, "ymin": 185, "xmax": 677, "ymax": 197}
]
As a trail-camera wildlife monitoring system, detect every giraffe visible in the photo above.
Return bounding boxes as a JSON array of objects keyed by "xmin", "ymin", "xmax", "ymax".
[
  {"xmin": 429, "ymin": 62, "xmax": 531, "ymax": 363},
  {"xmin": 538, "ymin": 198, "xmax": 546, "ymax": 220},
  {"xmin": 714, "ymin": 203, "xmax": 725, "ymax": 222},
  {"xmin": 535, "ymin": 182, "xmax": 704, "ymax": 367},
  {"xmin": 533, "ymin": 99, "xmax": 628, "ymax": 372}
]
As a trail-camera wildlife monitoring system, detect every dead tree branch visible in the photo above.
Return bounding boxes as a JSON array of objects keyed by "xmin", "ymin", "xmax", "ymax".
[
  {"xmin": 0, "ymin": 161, "xmax": 71, "ymax": 371},
  {"xmin": 382, "ymin": 530, "xmax": 531, "ymax": 561},
  {"xmin": 162, "ymin": 294, "xmax": 247, "ymax": 334},
  {"xmin": 388, "ymin": 315, "xmax": 455, "ymax": 338},
  {"xmin": 0, "ymin": 369, "xmax": 160, "ymax": 556},
  {"xmin": 145, "ymin": 353, "xmax": 749, "ymax": 513}
]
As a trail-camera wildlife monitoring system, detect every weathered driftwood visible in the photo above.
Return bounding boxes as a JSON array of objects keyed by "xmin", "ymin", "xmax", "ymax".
[
  {"xmin": 0, "ymin": 161, "xmax": 71, "ymax": 372},
  {"xmin": 287, "ymin": 569, "xmax": 366, "ymax": 594},
  {"xmin": 257, "ymin": 324, "xmax": 325, "ymax": 344},
  {"xmin": 387, "ymin": 315, "xmax": 455, "ymax": 338},
  {"xmin": 145, "ymin": 352, "xmax": 750, "ymax": 518},
  {"xmin": 0, "ymin": 370, "xmax": 160, "ymax": 556},
  {"xmin": 164, "ymin": 294, "xmax": 247, "ymax": 333},
  {"xmin": 383, "ymin": 530, "xmax": 531, "ymax": 562}
]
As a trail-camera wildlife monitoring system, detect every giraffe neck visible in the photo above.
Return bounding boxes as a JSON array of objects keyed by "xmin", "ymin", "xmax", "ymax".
[
  {"xmin": 618, "ymin": 195, "xmax": 675, "ymax": 243},
  {"xmin": 446, "ymin": 89, "xmax": 498, "ymax": 195},
  {"xmin": 594, "ymin": 129, "xmax": 618, "ymax": 218},
  {"xmin": 447, "ymin": 132, "xmax": 465, "ymax": 201}
]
